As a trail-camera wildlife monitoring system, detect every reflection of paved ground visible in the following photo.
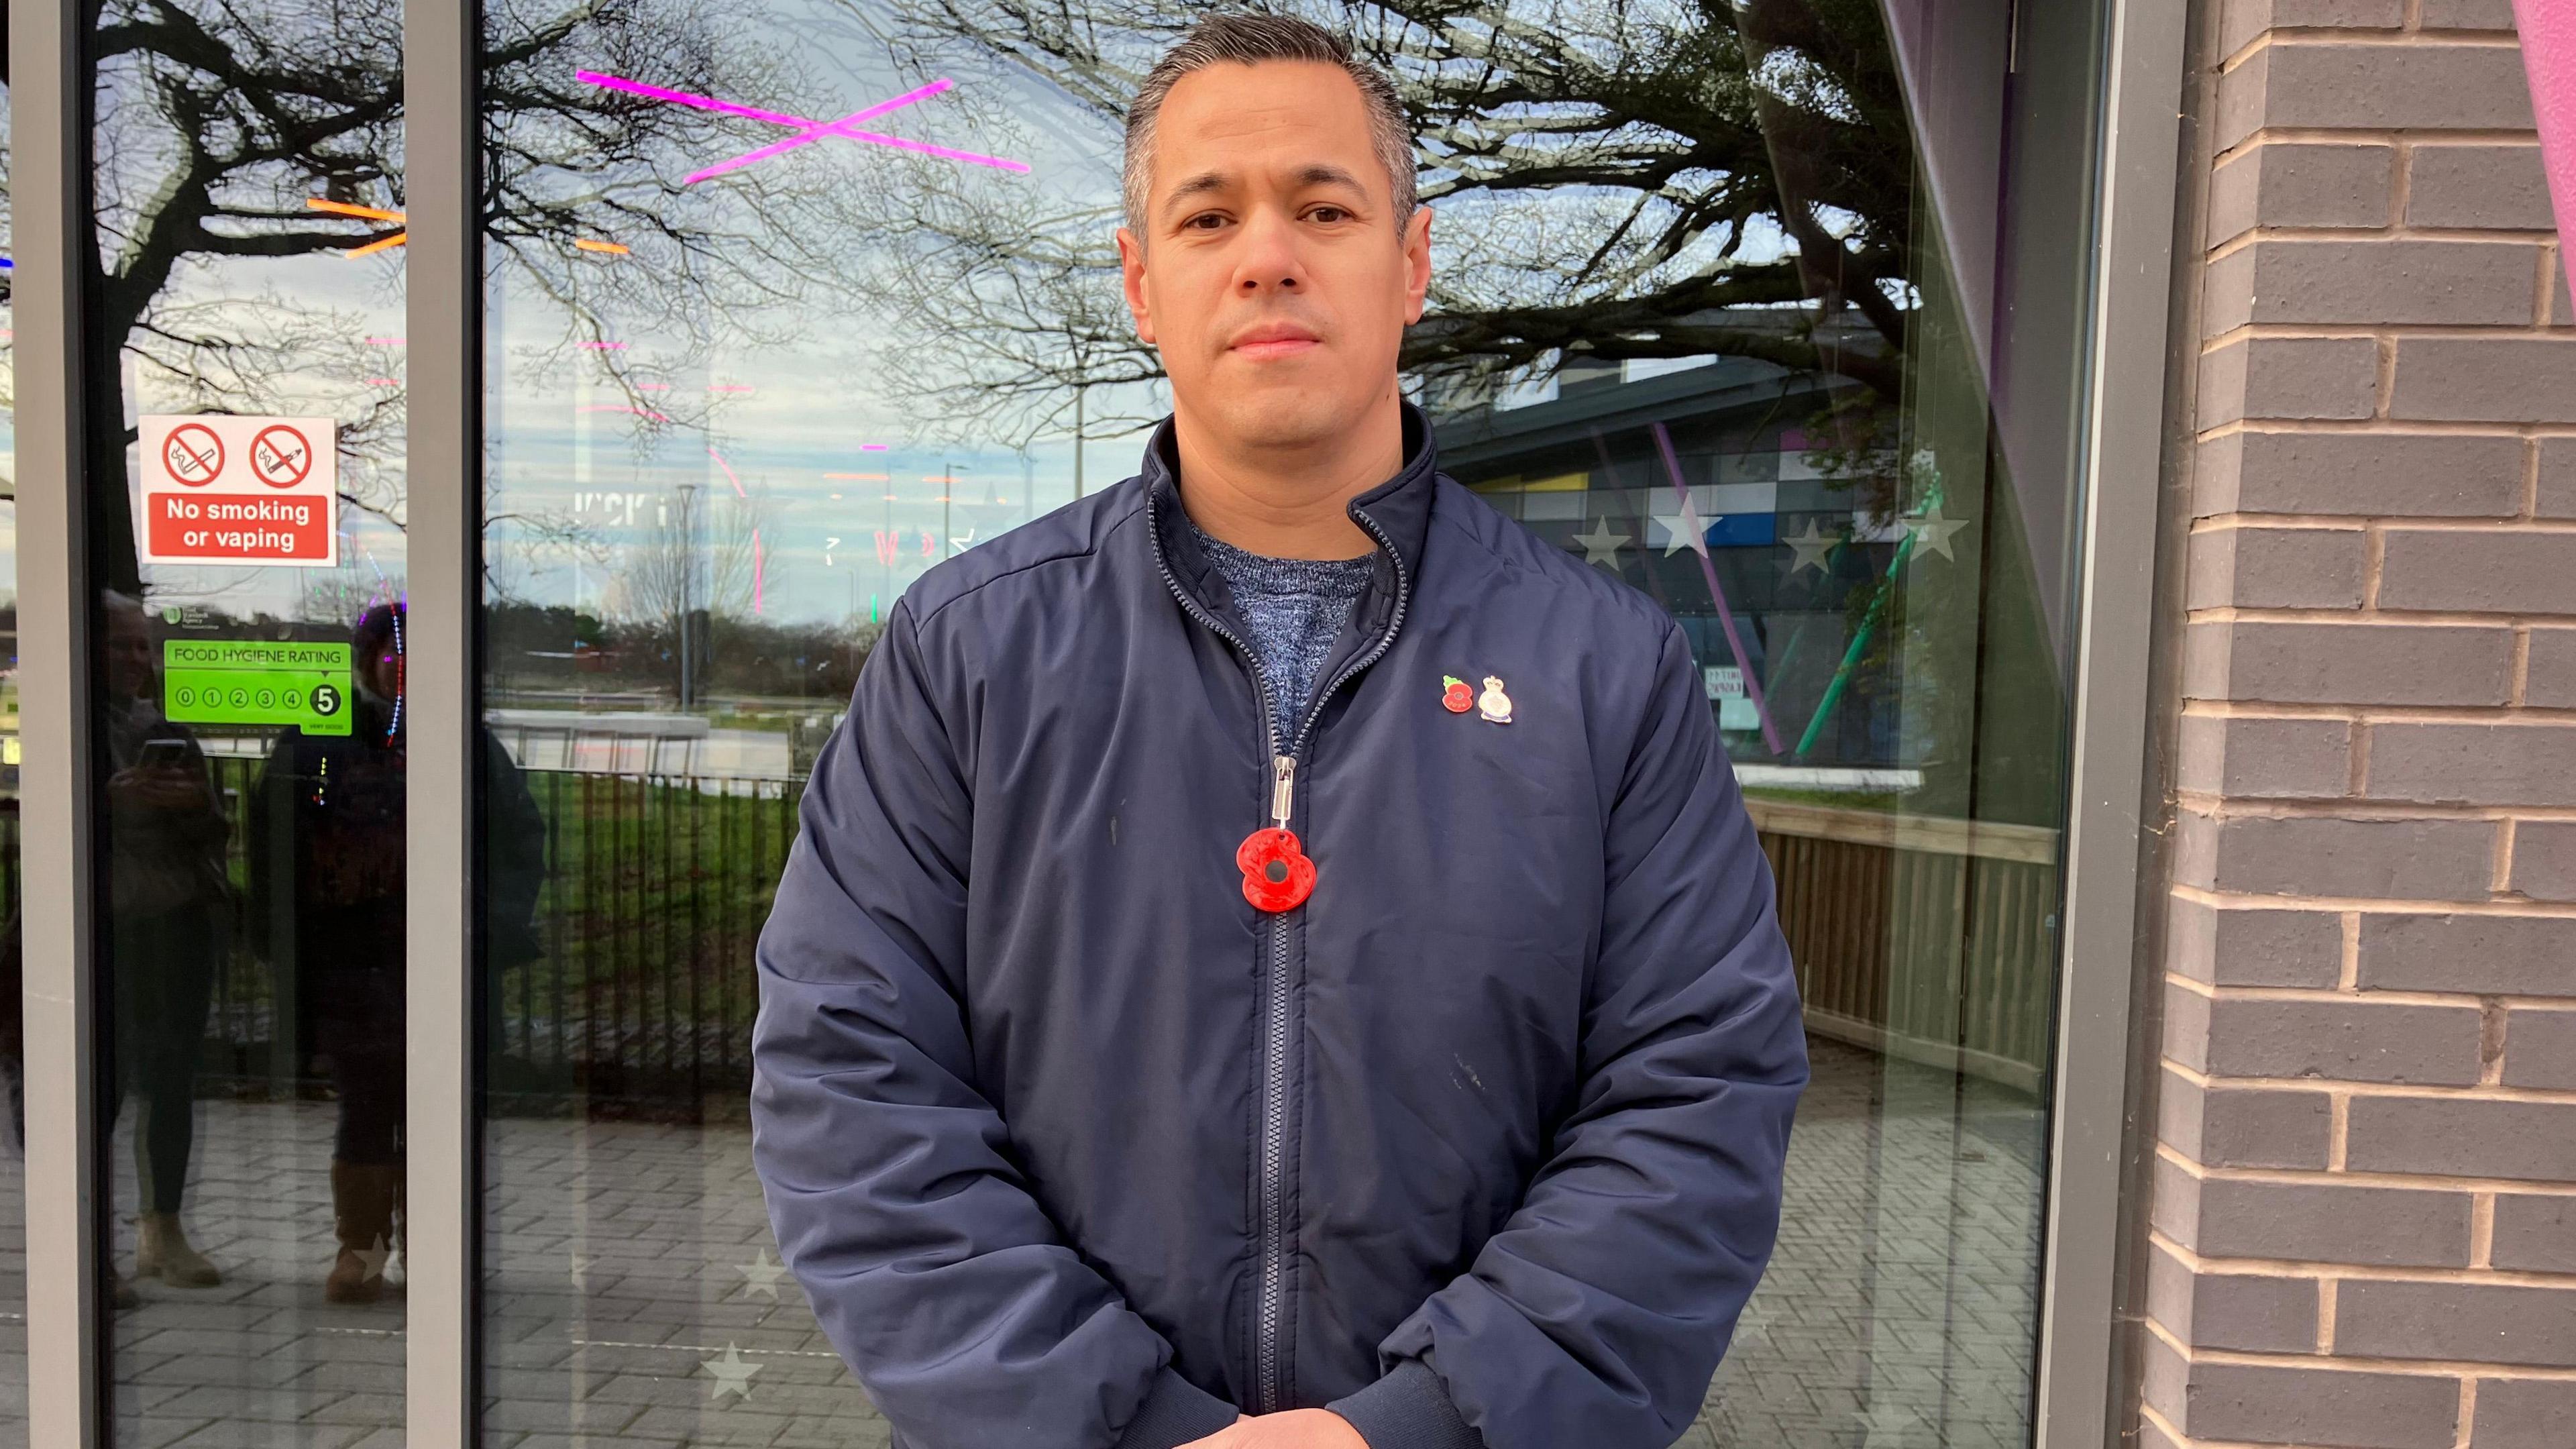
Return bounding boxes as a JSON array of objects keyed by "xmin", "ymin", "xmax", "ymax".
[{"xmin": 0, "ymin": 1037, "xmax": 2043, "ymax": 1447}]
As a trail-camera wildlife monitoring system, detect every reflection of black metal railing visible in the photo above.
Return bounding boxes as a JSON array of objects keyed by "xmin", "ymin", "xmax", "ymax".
[
  {"xmin": 487, "ymin": 771, "xmax": 800, "ymax": 1119},
  {"xmin": 180, "ymin": 761, "xmax": 2058, "ymax": 1116}
]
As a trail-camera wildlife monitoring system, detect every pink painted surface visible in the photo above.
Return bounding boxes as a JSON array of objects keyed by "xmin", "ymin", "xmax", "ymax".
[{"xmin": 2520, "ymin": 0, "xmax": 2576, "ymax": 276}]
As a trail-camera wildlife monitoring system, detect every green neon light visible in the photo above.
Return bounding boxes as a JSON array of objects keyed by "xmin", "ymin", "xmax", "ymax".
[{"xmin": 164, "ymin": 639, "xmax": 354, "ymax": 735}]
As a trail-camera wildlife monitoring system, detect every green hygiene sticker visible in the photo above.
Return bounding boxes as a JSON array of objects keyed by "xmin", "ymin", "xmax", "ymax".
[{"xmin": 163, "ymin": 639, "xmax": 352, "ymax": 735}]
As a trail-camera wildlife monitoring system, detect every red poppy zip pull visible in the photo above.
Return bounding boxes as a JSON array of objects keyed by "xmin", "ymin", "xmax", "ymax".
[{"xmin": 1238, "ymin": 754, "xmax": 1315, "ymax": 912}]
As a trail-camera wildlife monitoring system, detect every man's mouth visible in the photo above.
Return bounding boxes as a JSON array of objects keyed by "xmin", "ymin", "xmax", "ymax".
[{"xmin": 1228, "ymin": 322, "xmax": 1322, "ymax": 360}]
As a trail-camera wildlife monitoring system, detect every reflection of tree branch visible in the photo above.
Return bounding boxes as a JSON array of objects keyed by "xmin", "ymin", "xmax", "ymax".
[{"xmin": 836, "ymin": 0, "xmax": 1921, "ymax": 439}]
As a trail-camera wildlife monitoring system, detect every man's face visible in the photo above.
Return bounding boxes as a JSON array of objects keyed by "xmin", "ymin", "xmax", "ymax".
[{"xmin": 1119, "ymin": 60, "xmax": 1432, "ymax": 455}]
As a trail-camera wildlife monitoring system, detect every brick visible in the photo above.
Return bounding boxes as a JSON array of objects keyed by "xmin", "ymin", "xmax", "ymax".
[
  {"xmin": 2161, "ymin": 1067, "xmax": 2336, "ymax": 1168},
  {"xmin": 2337, "ymin": 1278, "xmax": 2576, "ymax": 1367},
  {"xmin": 2367, "ymin": 722, "xmax": 2576, "ymax": 806},
  {"xmin": 2218, "ymin": 44, "xmax": 2536, "ymax": 152},
  {"xmin": 2208, "ymin": 143, "xmax": 2394, "ymax": 244},
  {"xmin": 2416, "ymin": 0, "xmax": 2520, "ymax": 28},
  {"xmin": 2537, "ymin": 439, "xmax": 2576, "ymax": 519},
  {"xmin": 2347, "ymin": 1096, "xmax": 2576, "ymax": 1181},
  {"xmin": 2147, "ymin": 1241, "xmax": 2320, "ymax": 1351},
  {"xmin": 2196, "ymin": 430, "xmax": 2524, "ymax": 518},
  {"xmin": 2198, "ymin": 1175, "xmax": 2472, "ymax": 1268},
  {"xmin": 2380, "ymin": 532, "xmax": 2576, "ymax": 614},
  {"xmin": 2475, "ymin": 1379, "xmax": 2576, "ymax": 1449},
  {"xmin": 2185, "ymin": 621, "xmax": 2514, "ymax": 706},
  {"xmin": 2220, "ymin": 0, "xmax": 2406, "ymax": 59},
  {"xmin": 2359, "ymin": 914, "xmax": 2576, "ymax": 996},
  {"xmin": 2188, "ymin": 527, "xmax": 2368, "ymax": 610},
  {"xmin": 2392, "ymin": 339, "xmax": 2576, "ymax": 425},
  {"xmin": 2556, "ymin": 258, "xmax": 2573, "ymax": 328},
  {"xmin": 2204, "ymin": 991, "xmax": 2484, "ymax": 1085},
  {"xmin": 2174, "ymin": 1352, "xmax": 2459, "ymax": 1448},
  {"xmin": 2200, "ymin": 337, "xmax": 2380, "ymax": 425},
  {"xmin": 2178, "ymin": 713, "xmax": 2352, "ymax": 798},
  {"xmin": 2491, "ymin": 1194, "xmax": 2576, "ymax": 1273},
  {"xmin": 2168, "ymin": 897, "xmax": 2345, "ymax": 988},
  {"xmin": 2205, "ymin": 240, "xmax": 2537, "ymax": 331},
  {"xmin": 2524, "ymin": 628, "xmax": 2576, "ymax": 706},
  {"xmin": 2500, "ymin": 1006, "xmax": 2576, "ymax": 1090},
  {"xmin": 2406, "ymin": 144, "xmax": 2556, "ymax": 231},
  {"xmin": 2174, "ymin": 810, "xmax": 2497, "ymax": 900},
  {"xmin": 2508, "ymin": 822, "xmax": 2576, "ymax": 903}
]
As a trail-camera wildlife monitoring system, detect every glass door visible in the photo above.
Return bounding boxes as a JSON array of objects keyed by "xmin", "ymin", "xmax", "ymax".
[{"xmin": 476, "ymin": 1, "xmax": 2104, "ymax": 1444}]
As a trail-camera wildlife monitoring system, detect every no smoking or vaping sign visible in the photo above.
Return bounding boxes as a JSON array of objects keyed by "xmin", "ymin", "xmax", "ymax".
[{"xmin": 139, "ymin": 414, "xmax": 339, "ymax": 568}]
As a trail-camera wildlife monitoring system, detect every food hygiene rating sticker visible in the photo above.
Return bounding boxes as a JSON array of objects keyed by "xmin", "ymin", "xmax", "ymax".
[{"xmin": 162, "ymin": 639, "xmax": 353, "ymax": 736}]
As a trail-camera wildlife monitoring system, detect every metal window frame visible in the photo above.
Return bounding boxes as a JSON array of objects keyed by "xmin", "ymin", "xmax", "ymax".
[
  {"xmin": 2, "ymin": 0, "xmax": 2190, "ymax": 1442},
  {"xmin": 15, "ymin": 0, "xmax": 105, "ymax": 1438},
  {"xmin": 2032, "ymin": 0, "xmax": 2190, "ymax": 1446},
  {"xmin": 406, "ymin": 0, "xmax": 481, "ymax": 1439}
]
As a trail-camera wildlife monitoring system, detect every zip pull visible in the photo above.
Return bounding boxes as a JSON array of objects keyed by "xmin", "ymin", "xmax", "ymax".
[
  {"xmin": 1270, "ymin": 754, "xmax": 1296, "ymax": 830},
  {"xmin": 1238, "ymin": 755, "xmax": 1313, "ymax": 912}
]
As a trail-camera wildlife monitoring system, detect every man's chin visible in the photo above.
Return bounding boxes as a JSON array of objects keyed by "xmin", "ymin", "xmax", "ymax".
[{"xmin": 1200, "ymin": 387, "xmax": 1370, "ymax": 454}]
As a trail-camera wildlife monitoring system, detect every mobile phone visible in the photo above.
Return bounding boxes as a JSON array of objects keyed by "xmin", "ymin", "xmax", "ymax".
[{"xmin": 137, "ymin": 738, "xmax": 191, "ymax": 769}]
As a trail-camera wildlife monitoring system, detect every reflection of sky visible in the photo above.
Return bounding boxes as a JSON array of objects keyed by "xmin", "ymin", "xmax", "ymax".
[{"xmin": 487, "ymin": 0, "xmax": 1157, "ymax": 628}]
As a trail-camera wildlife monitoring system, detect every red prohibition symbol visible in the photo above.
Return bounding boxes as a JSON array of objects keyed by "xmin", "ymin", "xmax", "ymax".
[
  {"xmin": 163, "ymin": 423, "xmax": 225, "ymax": 486},
  {"xmin": 250, "ymin": 424, "xmax": 315, "ymax": 488}
]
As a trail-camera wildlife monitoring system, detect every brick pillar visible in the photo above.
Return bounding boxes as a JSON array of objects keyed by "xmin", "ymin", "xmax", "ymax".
[{"xmin": 2146, "ymin": 4, "xmax": 2575, "ymax": 1448}]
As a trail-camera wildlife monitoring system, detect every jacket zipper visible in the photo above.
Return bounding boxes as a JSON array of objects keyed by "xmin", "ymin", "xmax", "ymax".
[{"xmin": 1149, "ymin": 498, "xmax": 1411, "ymax": 1413}]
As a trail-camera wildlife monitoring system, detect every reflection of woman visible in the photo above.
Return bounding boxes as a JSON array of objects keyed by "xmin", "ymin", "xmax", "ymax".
[
  {"xmin": 250, "ymin": 603, "xmax": 545, "ymax": 1303},
  {"xmin": 101, "ymin": 592, "xmax": 233, "ymax": 1301}
]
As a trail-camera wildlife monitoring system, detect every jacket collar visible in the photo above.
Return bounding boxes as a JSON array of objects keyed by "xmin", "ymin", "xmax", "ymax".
[{"xmin": 1141, "ymin": 401, "xmax": 1438, "ymax": 634}]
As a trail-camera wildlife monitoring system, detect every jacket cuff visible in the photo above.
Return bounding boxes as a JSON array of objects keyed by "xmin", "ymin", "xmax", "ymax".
[
  {"xmin": 1326, "ymin": 1360, "xmax": 1485, "ymax": 1449},
  {"xmin": 1112, "ymin": 1366, "xmax": 1239, "ymax": 1449}
]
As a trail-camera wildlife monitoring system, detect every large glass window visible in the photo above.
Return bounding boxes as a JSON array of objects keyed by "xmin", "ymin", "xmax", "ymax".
[
  {"xmin": 84, "ymin": 0, "xmax": 409, "ymax": 1440},
  {"xmin": 478, "ymin": 2, "xmax": 2102, "ymax": 1444}
]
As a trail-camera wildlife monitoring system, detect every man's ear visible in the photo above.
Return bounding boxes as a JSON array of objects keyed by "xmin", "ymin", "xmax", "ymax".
[
  {"xmin": 1401, "ymin": 206, "xmax": 1432, "ymax": 326},
  {"xmin": 1117, "ymin": 227, "xmax": 1156, "ymax": 344}
]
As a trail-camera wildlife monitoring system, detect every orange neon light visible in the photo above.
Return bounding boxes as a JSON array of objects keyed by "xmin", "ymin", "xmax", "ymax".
[{"xmin": 309, "ymin": 198, "xmax": 623, "ymax": 260}]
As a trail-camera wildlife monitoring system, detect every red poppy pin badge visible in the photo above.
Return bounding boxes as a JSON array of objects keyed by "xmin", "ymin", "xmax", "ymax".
[
  {"xmin": 1237, "ymin": 827, "xmax": 1316, "ymax": 912},
  {"xmin": 1440, "ymin": 675, "xmax": 1474, "ymax": 713}
]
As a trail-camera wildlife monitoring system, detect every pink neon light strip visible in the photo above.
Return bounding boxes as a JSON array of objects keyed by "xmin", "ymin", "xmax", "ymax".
[
  {"xmin": 686, "ymin": 78, "xmax": 953, "ymax": 184},
  {"xmin": 578, "ymin": 70, "xmax": 1028, "ymax": 182},
  {"xmin": 753, "ymin": 529, "xmax": 766, "ymax": 615},
  {"xmin": 708, "ymin": 445, "xmax": 747, "ymax": 498}
]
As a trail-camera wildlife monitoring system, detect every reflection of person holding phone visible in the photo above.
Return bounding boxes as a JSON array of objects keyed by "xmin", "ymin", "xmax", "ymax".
[
  {"xmin": 100, "ymin": 590, "xmax": 233, "ymax": 1304},
  {"xmin": 249, "ymin": 602, "xmax": 547, "ymax": 1303}
]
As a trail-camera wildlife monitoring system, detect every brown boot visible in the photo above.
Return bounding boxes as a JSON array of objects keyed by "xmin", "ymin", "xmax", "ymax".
[{"xmin": 325, "ymin": 1160, "xmax": 398, "ymax": 1305}]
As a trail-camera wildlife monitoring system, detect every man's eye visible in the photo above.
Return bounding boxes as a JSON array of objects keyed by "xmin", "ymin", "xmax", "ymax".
[
  {"xmin": 1183, "ymin": 213, "xmax": 1226, "ymax": 231},
  {"xmin": 1308, "ymin": 206, "xmax": 1351, "ymax": 223}
]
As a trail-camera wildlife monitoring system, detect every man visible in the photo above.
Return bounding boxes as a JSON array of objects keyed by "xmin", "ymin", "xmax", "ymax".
[{"xmin": 752, "ymin": 15, "xmax": 1807, "ymax": 1449}]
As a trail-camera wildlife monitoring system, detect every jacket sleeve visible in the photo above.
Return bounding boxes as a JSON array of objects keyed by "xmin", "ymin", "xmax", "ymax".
[
  {"xmin": 1333, "ymin": 622, "xmax": 1809, "ymax": 1449},
  {"xmin": 751, "ymin": 599, "xmax": 1238, "ymax": 1449}
]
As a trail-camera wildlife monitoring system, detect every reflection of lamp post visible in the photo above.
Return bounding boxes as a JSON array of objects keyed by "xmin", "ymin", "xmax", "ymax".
[{"xmin": 676, "ymin": 481, "xmax": 699, "ymax": 709}]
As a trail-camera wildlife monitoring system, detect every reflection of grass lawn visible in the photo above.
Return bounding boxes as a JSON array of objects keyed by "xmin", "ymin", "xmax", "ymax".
[{"xmin": 490, "ymin": 774, "xmax": 802, "ymax": 1085}]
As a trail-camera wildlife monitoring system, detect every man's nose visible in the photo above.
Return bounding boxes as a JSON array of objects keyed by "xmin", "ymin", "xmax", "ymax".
[{"xmin": 1233, "ymin": 211, "xmax": 1306, "ymax": 294}]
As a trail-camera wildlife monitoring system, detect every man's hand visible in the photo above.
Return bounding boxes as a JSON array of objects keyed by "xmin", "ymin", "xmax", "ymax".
[{"xmin": 1178, "ymin": 1408, "xmax": 1368, "ymax": 1449}]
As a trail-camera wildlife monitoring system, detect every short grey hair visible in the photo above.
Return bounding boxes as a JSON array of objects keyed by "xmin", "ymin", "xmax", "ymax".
[{"xmin": 1123, "ymin": 13, "xmax": 1417, "ymax": 236}]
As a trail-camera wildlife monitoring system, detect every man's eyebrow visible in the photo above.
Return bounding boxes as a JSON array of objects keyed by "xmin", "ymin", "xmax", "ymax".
[
  {"xmin": 1160, "ymin": 170, "xmax": 1232, "ymax": 213},
  {"xmin": 1294, "ymin": 164, "xmax": 1368, "ymax": 195}
]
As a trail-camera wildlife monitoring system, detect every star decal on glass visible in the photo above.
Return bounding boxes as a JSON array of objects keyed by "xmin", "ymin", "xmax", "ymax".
[
  {"xmin": 1902, "ymin": 505, "xmax": 1968, "ymax": 564},
  {"xmin": 1781, "ymin": 519, "xmax": 1838, "ymax": 578},
  {"xmin": 1571, "ymin": 519, "xmax": 1629, "ymax": 570},
  {"xmin": 738, "ymin": 1248, "xmax": 788, "ymax": 1302},
  {"xmin": 703, "ymin": 1342, "xmax": 763, "ymax": 1403}
]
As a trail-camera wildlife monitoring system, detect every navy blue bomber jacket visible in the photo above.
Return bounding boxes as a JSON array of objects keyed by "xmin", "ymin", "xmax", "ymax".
[{"xmin": 751, "ymin": 407, "xmax": 1809, "ymax": 1449}]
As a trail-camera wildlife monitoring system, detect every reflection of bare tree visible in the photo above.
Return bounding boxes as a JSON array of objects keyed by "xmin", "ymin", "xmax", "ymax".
[
  {"xmin": 60, "ymin": 0, "xmax": 870, "ymax": 591},
  {"xmin": 845, "ymin": 0, "xmax": 1914, "ymax": 437},
  {"xmin": 613, "ymin": 485, "xmax": 777, "ymax": 696}
]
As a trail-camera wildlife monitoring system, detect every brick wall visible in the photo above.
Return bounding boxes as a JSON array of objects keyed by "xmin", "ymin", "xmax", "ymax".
[{"xmin": 2143, "ymin": 3, "xmax": 2574, "ymax": 1448}]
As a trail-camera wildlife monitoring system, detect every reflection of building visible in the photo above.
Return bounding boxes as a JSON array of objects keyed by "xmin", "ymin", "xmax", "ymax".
[{"xmin": 1431, "ymin": 343, "xmax": 1911, "ymax": 780}]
